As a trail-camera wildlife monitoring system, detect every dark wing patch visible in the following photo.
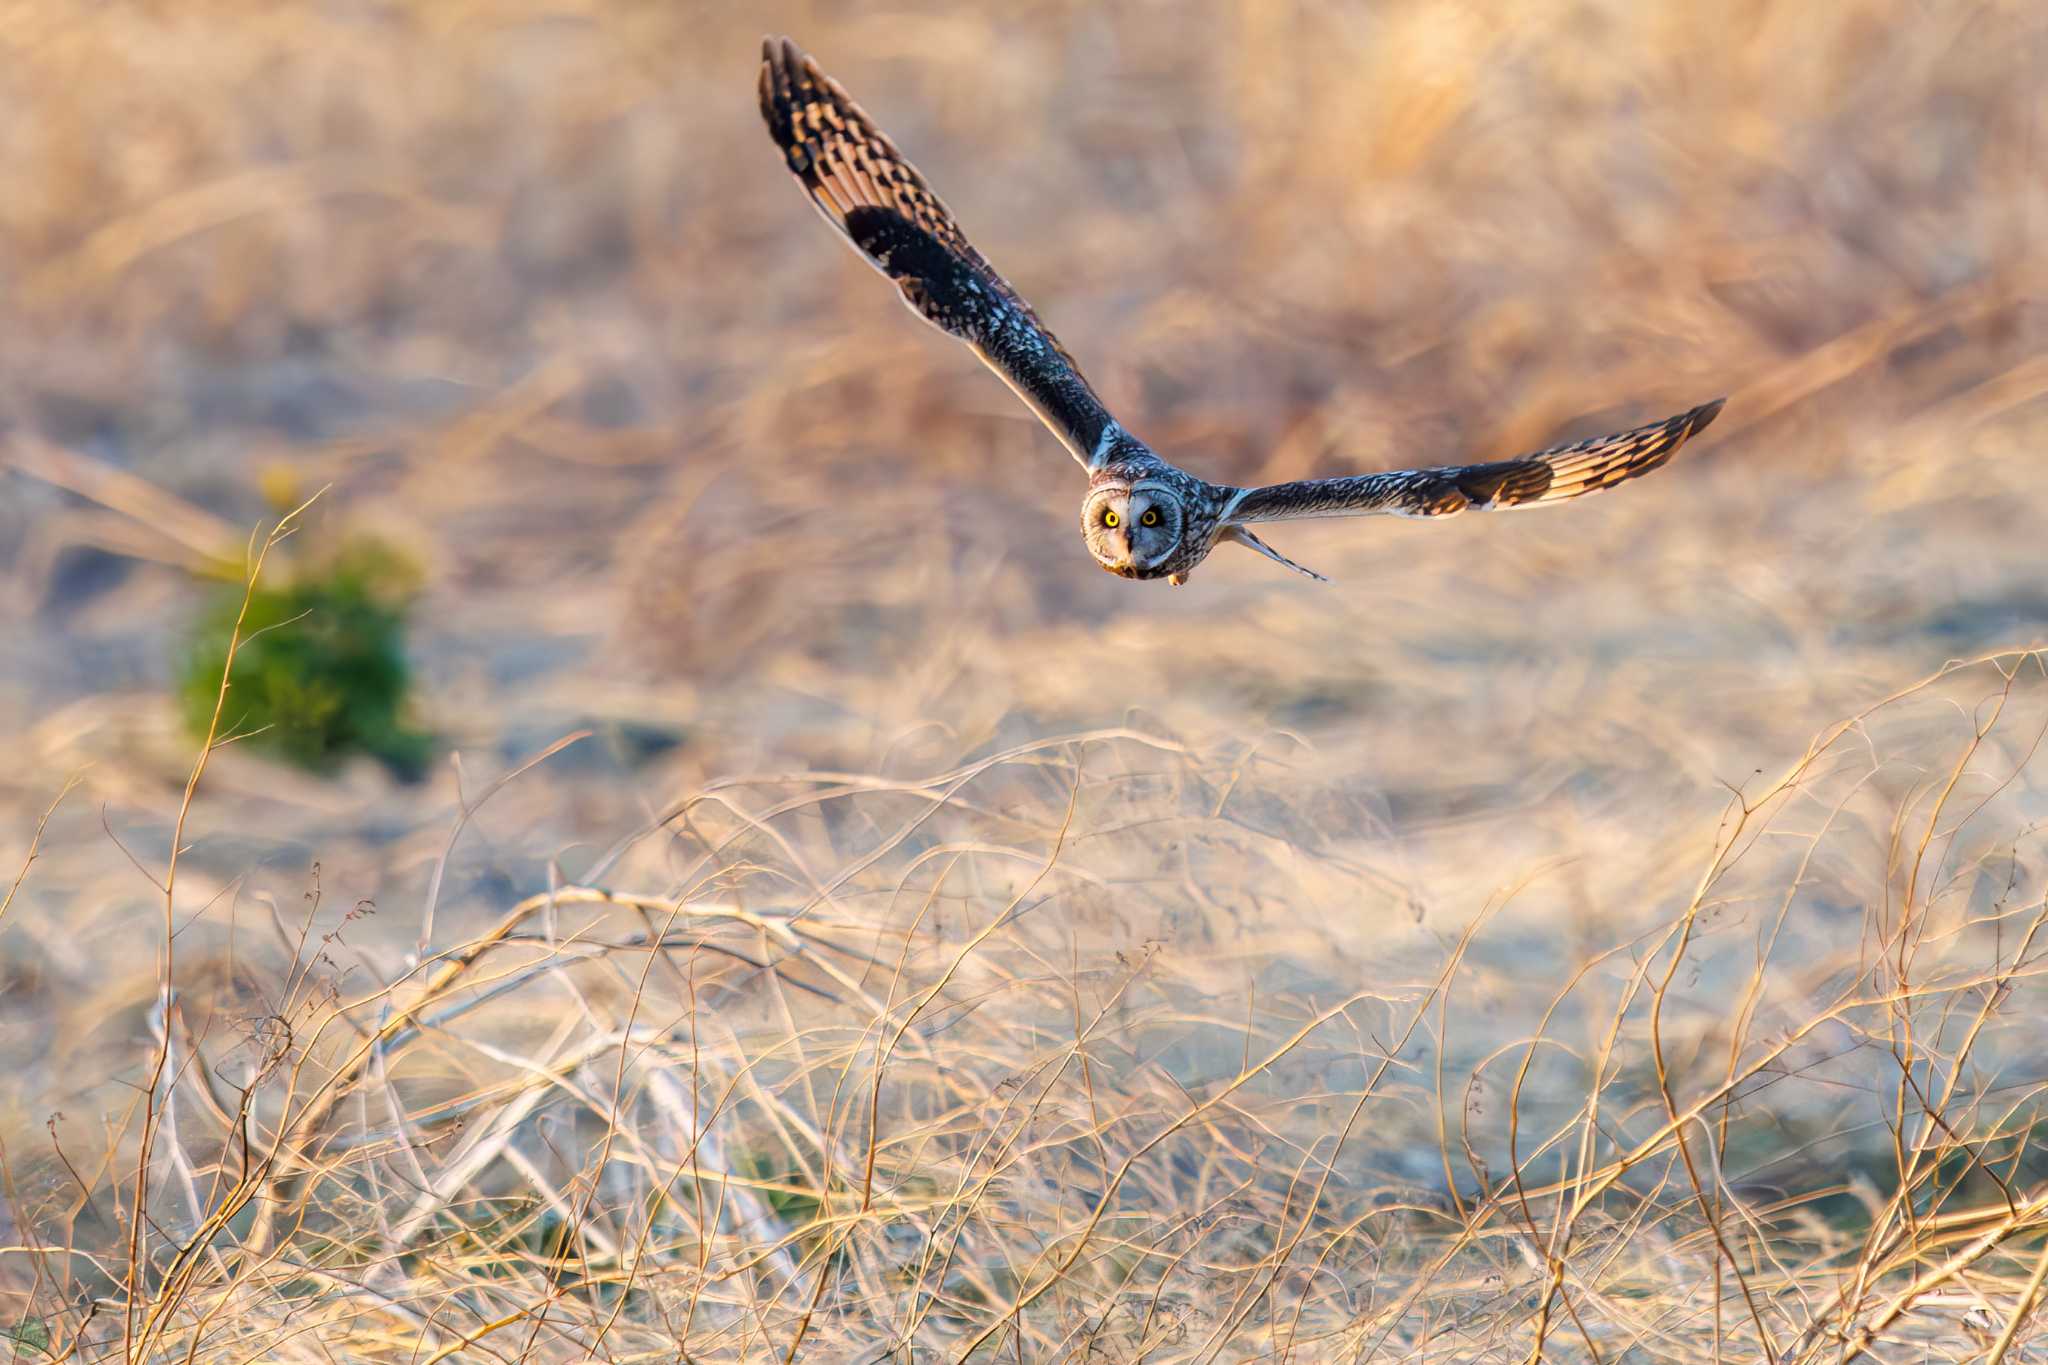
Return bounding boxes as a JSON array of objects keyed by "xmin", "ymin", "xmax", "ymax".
[
  {"xmin": 758, "ymin": 36, "xmax": 1116, "ymax": 466},
  {"xmin": 1227, "ymin": 400, "xmax": 1725, "ymax": 524}
]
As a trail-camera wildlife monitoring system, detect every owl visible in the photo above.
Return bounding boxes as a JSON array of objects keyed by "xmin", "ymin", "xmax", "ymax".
[{"xmin": 758, "ymin": 37, "xmax": 1724, "ymax": 586}]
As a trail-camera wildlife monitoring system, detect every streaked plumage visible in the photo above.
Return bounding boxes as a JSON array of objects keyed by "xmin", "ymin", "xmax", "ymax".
[{"xmin": 758, "ymin": 36, "xmax": 1724, "ymax": 586}]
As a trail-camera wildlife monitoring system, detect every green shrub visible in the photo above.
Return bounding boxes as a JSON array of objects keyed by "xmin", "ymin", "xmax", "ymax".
[{"xmin": 179, "ymin": 537, "xmax": 433, "ymax": 780}]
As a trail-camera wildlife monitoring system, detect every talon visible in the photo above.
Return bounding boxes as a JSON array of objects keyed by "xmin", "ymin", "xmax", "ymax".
[{"xmin": 1168, "ymin": 573, "xmax": 1187, "ymax": 587}]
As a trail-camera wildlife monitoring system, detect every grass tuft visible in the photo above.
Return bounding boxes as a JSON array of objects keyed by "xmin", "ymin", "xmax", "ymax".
[{"xmin": 177, "ymin": 535, "xmax": 432, "ymax": 780}]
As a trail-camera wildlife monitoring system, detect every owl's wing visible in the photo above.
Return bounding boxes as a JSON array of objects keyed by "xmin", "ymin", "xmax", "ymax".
[
  {"xmin": 1225, "ymin": 400, "xmax": 1724, "ymax": 525},
  {"xmin": 759, "ymin": 36, "xmax": 1120, "ymax": 472}
]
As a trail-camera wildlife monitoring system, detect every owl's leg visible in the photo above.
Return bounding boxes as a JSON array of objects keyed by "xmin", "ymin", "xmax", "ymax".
[{"xmin": 1221, "ymin": 525, "xmax": 1329, "ymax": 582}]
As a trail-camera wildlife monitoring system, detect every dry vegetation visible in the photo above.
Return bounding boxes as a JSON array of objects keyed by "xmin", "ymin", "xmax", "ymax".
[{"xmin": 2, "ymin": 0, "xmax": 2046, "ymax": 1360}]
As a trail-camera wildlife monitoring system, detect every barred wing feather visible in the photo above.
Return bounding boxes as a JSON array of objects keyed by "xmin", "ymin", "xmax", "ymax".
[
  {"xmin": 758, "ymin": 36, "xmax": 1118, "ymax": 469},
  {"xmin": 1227, "ymin": 400, "xmax": 1725, "ymax": 524}
]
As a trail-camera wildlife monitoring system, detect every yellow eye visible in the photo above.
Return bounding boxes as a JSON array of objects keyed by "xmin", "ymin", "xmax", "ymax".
[
  {"xmin": 1141, "ymin": 508, "xmax": 1161, "ymax": 527},
  {"xmin": 1103, "ymin": 511, "xmax": 1119, "ymax": 528}
]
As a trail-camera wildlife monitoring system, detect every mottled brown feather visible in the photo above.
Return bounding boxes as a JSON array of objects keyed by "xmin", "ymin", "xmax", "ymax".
[
  {"xmin": 1227, "ymin": 400, "xmax": 1724, "ymax": 524},
  {"xmin": 758, "ymin": 36, "xmax": 1116, "ymax": 464}
]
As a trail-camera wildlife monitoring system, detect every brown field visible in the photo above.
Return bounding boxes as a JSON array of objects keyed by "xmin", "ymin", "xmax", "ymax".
[{"xmin": 3, "ymin": 1, "xmax": 2047, "ymax": 1359}]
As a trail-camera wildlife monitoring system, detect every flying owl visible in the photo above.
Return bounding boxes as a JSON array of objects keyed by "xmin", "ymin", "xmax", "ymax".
[{"xmin": 758, "ymin": 37, "xmax": 1724, "ymax": 586}]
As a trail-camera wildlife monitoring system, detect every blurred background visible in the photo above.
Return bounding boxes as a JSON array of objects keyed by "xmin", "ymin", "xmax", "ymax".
[{"xmin": 1, "ymin": 0, "xmax": 2045, "ymax": 1355}]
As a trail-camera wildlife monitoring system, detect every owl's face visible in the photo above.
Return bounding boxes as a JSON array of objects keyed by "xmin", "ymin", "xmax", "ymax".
[{"xmin": 1081, "ymin": 483, "xmax": 1185, "ymax": 578}]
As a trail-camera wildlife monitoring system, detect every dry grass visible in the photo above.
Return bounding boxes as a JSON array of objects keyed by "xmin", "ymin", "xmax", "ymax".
[
  {"xmin": 2, "ymin": 0, "xmax": 2046, "ymax": 1360},
  {"xmin": 12, "ymin": 650, "xmax": 2048, "ymax": 1361}
]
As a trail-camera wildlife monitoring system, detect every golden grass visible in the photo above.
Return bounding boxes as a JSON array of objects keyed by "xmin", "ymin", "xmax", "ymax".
[
  {"xmin": 2, "ymin": 0, "xmax": 2046, "ymax": 1360},
  {"xmin": 11, "ymin": 650, "xmax": 2048, "ymax": 1360}
]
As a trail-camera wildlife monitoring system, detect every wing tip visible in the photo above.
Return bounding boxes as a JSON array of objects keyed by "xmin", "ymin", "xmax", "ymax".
[
  {"xmin": 1684, "ymin": 396, "xmax": 1728, "ymax": 437},
  {"xmin": 759, "ymin": 34, "xmax": 852, "ymax": 218},
  {"xmin": 761, "ymin": 35, "xmax": 836, "ymax": 104},
  {"xmin": 758, "ymin": 35, "xmax": 790, "ymax": 91},
  {"xmin": 758, "ymin": 37, "xmax": 793, "ymax": 141},
  {"xmin": 758, "ymin": 36, "xmax": 824, "ymax": 126}
]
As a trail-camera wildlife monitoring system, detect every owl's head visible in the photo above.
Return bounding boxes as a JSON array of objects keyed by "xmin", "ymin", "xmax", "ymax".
[{"xmin": 1081, "ymin": 482, "xmax": 1185, "ymax": 579}]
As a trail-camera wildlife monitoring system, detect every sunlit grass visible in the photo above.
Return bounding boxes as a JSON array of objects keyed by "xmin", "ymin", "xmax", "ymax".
[{"xmin": 9, "ymin": 649, "xmax": 2048, "ymax": 1360}]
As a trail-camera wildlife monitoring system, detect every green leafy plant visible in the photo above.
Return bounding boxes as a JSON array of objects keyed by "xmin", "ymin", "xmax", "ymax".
[{"xmin": 179, "ymin": 536, "xmax": 432, "ymax": 780}]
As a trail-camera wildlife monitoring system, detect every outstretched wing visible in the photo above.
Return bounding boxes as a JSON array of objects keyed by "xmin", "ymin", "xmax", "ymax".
[
  {"xmin": 1226, "ymin": 400, "xmax": 1725, "ymax": 524},
  {"xmin": 758, "ymin": 36, "xmax": 1119, "ymax": 470}
]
